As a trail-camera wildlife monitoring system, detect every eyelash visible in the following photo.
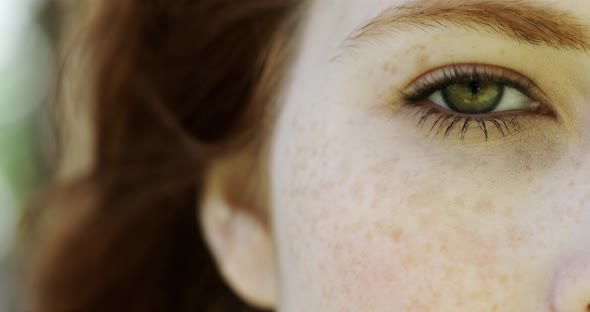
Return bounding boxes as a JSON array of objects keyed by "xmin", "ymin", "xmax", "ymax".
[{"xmin": 399, "ymin": 64, "xmax": 555, "ymax": 141}]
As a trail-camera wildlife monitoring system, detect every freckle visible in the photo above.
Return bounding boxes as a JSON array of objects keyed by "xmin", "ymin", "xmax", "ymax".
[
  {"xmin": 415, "ymin": 44, "xmax": 426, "ymax": 50},
  {"xmin": 331, "ymin": 242, "xmax": 343, "ymax": 259},
  {"xmin": 310, "ymin": 121, "xmax": 318, "ymax": 130},
  {"xmin": 321, "ymin": 286, "xmax": 334, "ymax": 301},
  {"xmin": 499, "ymin": 273, "xmax": 509, "ymax": 283},
  {"xmin": 382, "ymin": 62, "xmax": 398, "ymax": 74},
  {"xmin": 310, "ymin": 188, "xmax": 320, "ymax": 200},
  {"xmin": 342, "ymin": 283, "xmax": 351, "ymax": 297},
  {"xmin": 455, "ymin": 291, "xmax": 465, "ymax": 306},
  {"xmin": 407, "ymin": 190, "xmax": 437, "ymax": 212},
  {"xmin": 351, "ymin": 182, "xmax": 363, "ymax": 202},
  {"xmin": 512, "ymin": 272, "xmax": 523, "ymax": 282},
  {"xmin": 383, "ymin": 271, "xmax": 396, "ymax": 282},
  {"xmin": 501, "ymin": 205, "xmax": 514, "ymax": 218},
  {"xmin": 392, "ymin": 229, "xmax": 404, "ymax": 242},
  {"xmin": 453, "ymin": 197, "xmax": 465, "ymax": 209},
  {"xmin": 415, "ymin": 54, "xmax": 431, "ymax": 70},
  {"xmin": 375, "ymin": 179, "xmax": 389, "ymax": 195},
  {"xmin": 376, "ymin": 223, "xmax": 404, "ymax": 243},
  {"xmin": 343, "ymin": 222, "xmax": 363, "ymax": 233},
  {"xmin": 419, "ymin": 215, "xmax": 433, "ymax": 227},
  {"xmin": 507, "ymin": 226, "xmax": 529, "ymax": 247},
  {"xmin": 333, "ymin": 223, "xmax": 341, "ymax": 232},
  {"xmin": 468, "ymin": 291, "xmax": 480, "ymax": 300},
  {"xmin": 438, "ymin": 242, "xmax": 450, "ymax": 255},
  {"xmin": 472, "ymin": 197, "xmax": 496, "ymax": 215},
  {"xmin": 364, "ymin": 230, "xmax": 373, "ymax": 242},
  {"xmin": 524, "ymin": 164, "xmax": 532, "ymax": 172},
  {"xmin": 402, "ymin": 253, "xmax": 419, "ymax": 270}
]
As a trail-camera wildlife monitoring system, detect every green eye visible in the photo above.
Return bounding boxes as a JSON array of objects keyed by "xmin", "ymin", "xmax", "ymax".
[
  {"xmin": 401, "ymin": 64, "xmax": 553, "ymax": 141},
  {"xmin": 428, "ymin": 78, "xmax": 533, "ymax": 115},
  {"xmin": 442, "ymin": 80, "xmax": 503, "ymax": 114}
]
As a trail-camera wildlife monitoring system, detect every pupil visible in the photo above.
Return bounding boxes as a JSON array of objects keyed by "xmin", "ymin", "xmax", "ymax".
[{"xmin": 468, "ymin": 80, "xmax": 481, "ymax": 94}]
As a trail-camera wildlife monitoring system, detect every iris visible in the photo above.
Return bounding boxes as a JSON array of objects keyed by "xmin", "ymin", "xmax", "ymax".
[{"xmin": 442, "ymin": 80, "xmax": 504, "ymax": 114}]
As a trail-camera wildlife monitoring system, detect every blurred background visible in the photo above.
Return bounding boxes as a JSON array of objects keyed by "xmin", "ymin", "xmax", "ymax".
[{"xmin": 0, "ymin": 0, "xmax": 56, "ymax": 310}]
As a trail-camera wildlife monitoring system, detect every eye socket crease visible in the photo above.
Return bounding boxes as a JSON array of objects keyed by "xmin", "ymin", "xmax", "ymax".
[{"xmin": 344, "ymin": 0, "xmax": 590, "ymax": 53}]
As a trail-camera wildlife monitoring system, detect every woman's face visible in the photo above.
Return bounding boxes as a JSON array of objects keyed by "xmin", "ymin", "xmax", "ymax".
[{"xmin": 269, "ymin": 0, "xmax": 590, "ymax": 310}]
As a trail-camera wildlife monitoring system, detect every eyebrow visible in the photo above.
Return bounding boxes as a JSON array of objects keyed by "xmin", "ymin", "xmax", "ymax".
[{"xmin": 347, "ymin": 0, "xmax": 589, "ymax": 52}]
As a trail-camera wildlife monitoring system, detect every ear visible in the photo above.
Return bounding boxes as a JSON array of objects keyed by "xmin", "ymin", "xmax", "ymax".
[{"xmin": 199, "ymin": 149, "xmax": 277, "ymax": 309}]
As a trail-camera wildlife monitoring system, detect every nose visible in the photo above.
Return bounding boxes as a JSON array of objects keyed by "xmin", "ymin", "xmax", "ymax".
[{"xmin": 549, "ymin": 250, "xmax": 590, "ymax": 312}]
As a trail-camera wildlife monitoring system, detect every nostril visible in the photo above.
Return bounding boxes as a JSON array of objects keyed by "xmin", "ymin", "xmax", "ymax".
[{"xmin": 587, "ymin": 303, "xmax": 590, "ymax": 311}]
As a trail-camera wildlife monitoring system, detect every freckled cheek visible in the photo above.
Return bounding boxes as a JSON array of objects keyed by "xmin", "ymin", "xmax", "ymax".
[
  {"xmin": 271, "ymin": 104, "xmax": 559, "ymax": 308},
  {"xmin": 273, "ymin": 147, "xmax": 445, "ymax": 308},
  {"xmin": 271, "ymin": 139, "xmax": 407, "ymax": 306},
  {"xmin": 277, "ymin": 192, "xmax": 473, "ymax": 310}
]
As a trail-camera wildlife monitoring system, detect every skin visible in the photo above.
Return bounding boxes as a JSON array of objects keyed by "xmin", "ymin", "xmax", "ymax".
[
  {"xmin": 267, "ymin": 0, "xmax": 590, "ymax": 311},
  {"xmin": 50, "ymin": 0, "xmax": 590, "ymax": 311}
]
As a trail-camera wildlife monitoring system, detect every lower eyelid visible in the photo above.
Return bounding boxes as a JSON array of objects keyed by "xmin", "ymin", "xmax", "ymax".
[
  {"xmin": 413, "ymin": 99, "xmax": 546, "ymax": 119},
  {"xmin": 405, "ymin": 100, "xmax": 556, "ymax": 142}
]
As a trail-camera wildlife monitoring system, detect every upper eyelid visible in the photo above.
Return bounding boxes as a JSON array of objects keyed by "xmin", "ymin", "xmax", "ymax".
[
  {"xmin": 401, "ymin": 63, "xmax": 537, "ymax": 89},
  {"xmin": 399, "ymin": 63, "xmax": 549, "ymax": 105}
]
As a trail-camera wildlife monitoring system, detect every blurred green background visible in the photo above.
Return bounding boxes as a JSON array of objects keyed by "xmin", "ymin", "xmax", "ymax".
[{"xmin": 0, "ymin": 0, "xmax": 54, "ymax": 309}]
